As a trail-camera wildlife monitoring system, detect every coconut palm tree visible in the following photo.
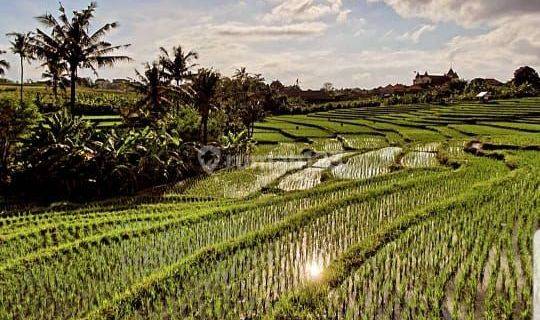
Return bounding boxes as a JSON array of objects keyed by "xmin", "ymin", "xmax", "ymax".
[
  {"xmin": 191, "ymin": 68, "xmax": 220, "ymax": 144},
  {"xmin": 131, "ymin": 62, "xmax": 172, "ymax": 115},
  {"xmin": 41, "ymin": 68, "xmax": 69, "ymax": 105},
  {"xmin": 6, "ymin": 32, "xmax": 33, "ymax": 105},
  {"xmin": 229, "ymin": 67, "xmax": 267, "ymax": 137},
  {"xmin": 0, "ymin": 50, "xmax": 9, "ymax": 76},
  {"xmin": 32, "ymin": 27, "xmax": 68, "ymax": 105},
  {"xmin": 159, "ymin": 46, "xmax": 198, "ymax": 86},
  {"xmin": 233, "ymin": 67, "xmax": 248, "ymax": 80},
  {"xmin": 35, "ymin": 2, "xmax": 131, "ymax": 114}
]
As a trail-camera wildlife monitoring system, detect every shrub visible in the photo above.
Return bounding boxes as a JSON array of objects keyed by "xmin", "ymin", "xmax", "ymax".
[
  {"xmin": 10, "ymin": 112, "xmax": 191, "ymax": 200},
  {"xmin": 0, "ymin": 98, "xmax": 40, "ymax": 189}
]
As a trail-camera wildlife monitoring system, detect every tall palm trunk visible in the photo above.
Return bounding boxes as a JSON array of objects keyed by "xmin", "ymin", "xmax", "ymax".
[
  {"xmin": 19, "ymin": 56, "xmax": 23, "ymax": 105},
  {"xmin": 249, "ymin": 123, "xmax": 254, "ymax": 138},
  {"xmin": 151, "ymin": 84, "xmax": 159, "ymax": 112},
  {"xmin": 69, "ymin": 67, "xmax": 76, "ymax": 115},
  {"xmin": 175, "ymin": 79, "xmax": 180, "ymax": 109},
  {"xmin": 200, "ymin": 106, "xmax": 209, "ymax": 144},
  {"xmin": 52, "ymin": 77, "xmax": 59, "ymax": 106},
  {"xmin": 202, "ymin": 115, "xmax": 209, "ymax": 144}
]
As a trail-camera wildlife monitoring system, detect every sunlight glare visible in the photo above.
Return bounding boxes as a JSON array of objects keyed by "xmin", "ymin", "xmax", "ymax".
[{"xmin": 307, "ymin": 261, "xmax": 323, "ymax": 280}]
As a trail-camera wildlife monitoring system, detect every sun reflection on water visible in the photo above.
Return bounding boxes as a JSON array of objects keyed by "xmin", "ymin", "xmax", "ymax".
[{"xmin": 307, "ymin": 261, "xmax": 323, "ymax": 280}]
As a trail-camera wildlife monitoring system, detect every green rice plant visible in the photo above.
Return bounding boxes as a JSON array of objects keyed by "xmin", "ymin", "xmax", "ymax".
[
  {"xmin": 332, "ymin": 147, "xmax": 402, "ymax": 180},
  {"xmin": 341, "ymin": 134, "xmax": 388, "ymax": 150},
  {"xmin": 184, "ymin": 161, "xmax": 307, "ymax": 198},
  {"xmin": 1, "ymin": 168, "xmax": 447, "ymax": 319},
  {"xmin": 270, "ymin": 166, "xmax": 537, "ymax": 319},
  {"xmin": 311, "ymin": 138, "xmax": 343, "ymax": 153},
  {"xmin": 278, "ymin": 168, "xmax": 325, "ymax": 191},
  {"xmin": 265, "ymin": 143, "xmax": 311, "ymax": 159},
  {"xmin": 84, "ymin": 157, "xmax": 509, "ymax": 319},
  {"xmin": 400, "ymin": 151, "xmax": 439, "ymax": 168}
]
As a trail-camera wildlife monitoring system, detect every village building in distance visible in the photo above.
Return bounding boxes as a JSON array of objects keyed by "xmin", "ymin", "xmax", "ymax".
[
  {"xmin": 262, "ymin": 67, "xmax": 506, "ymax": 104},
  {"xmin": 414, "ymin": 68, "xmax": 459, "ymax": 87}
]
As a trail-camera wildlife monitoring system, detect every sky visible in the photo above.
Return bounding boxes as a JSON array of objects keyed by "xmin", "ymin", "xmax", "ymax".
[{"xmin": 0, "ymin": 0, "xmax": 539, "ymax": 89}]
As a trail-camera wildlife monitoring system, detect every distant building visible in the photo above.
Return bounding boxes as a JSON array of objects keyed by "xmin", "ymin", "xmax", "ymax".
[
  {"xmin": 414, "ymin": 68, "xmax": 459, "ymax": 87},
  {"xmin": 277, "ymin": 84, "xmax": 334, "ymax": 104},
  {"xmin": 378, "ymin": 84, "xmax": 407, "ymax": 96},
  {"xmin": 476, "ymin": 91, "xmax": 491, "ymax": 102},
  {"xmin": 374, "ymin": 83, "xmax": 423, "ymax": 97}
]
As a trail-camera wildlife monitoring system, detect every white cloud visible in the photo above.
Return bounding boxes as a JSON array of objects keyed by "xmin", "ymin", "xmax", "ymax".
[
  {"xmin": 336, "ymin": 9, "xmax": 351, "ymax": 24},
  {"xmin": 212, "ymin": 21, "xmax": 328, "ymax": 37},
  {"xmin": 264, "ymin": 0, "xmax": 351, "ymax": 23},
  {"xmin": 444, "ymin": 14, "xmax": 540, "ymax": 78},
  {"xmin": 366, "ymin": 0, "xmax": 540, "ymax": 27},
  {"xmin": 397, "ymin": 24, "xmax": 436, "ymax": 43}
]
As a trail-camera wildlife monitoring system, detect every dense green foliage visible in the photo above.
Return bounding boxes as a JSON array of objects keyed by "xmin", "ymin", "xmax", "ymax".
[
  {"xmin": 10, "ymin": 113, "xmax": 194, "ymax": 200},
  {"xmin": 0, "ymin": 98, "xmax": 39, "ymax": 188}
]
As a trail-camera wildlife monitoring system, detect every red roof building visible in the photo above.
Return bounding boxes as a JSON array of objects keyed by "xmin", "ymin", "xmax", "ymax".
[{"xmin": 414, "ymin": 68, "xmax": 459, "ymax": 87}]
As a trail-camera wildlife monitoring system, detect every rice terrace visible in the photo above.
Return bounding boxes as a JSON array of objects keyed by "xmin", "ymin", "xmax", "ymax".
[{"xmin": 0, "ymin": 1, "xmax": 539, "ymax": 320}]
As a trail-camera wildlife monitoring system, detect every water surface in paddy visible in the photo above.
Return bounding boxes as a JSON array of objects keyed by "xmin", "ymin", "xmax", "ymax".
[
  {"xmin": 332, "ymin": 147, "xmax": 403, "ymax": 180},
  {"xmin": 278, "ymin": 152, "xmax": 353, "ymax": 191},
  {"xmin": 278, "ymin": 167, "xmax": 325, "ymax": 191},
  {"xmin": 401, "ymin": 151, "xmax": 439, "ymax": 168}
]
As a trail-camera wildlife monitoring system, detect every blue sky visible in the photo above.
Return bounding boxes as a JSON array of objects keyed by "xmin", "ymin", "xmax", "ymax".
[{"xmin": 0, "ymin": 0, "xmax": 538, "ymax": 89}]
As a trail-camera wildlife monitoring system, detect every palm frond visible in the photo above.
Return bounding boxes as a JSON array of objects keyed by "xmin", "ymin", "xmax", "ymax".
[
  {"xmin": 89, "ymin": 22, "xmax": 119, "ymax": 43},
  {"xmin": 87, "ymin": 43, "xmax": 131, "ymax": 56},
  {"xmin": 159, "ymin": 47, "xmax": 170, "ymax": 58},
  {"xmin": 35, "ymin": 13, "xmax": 59, "ymax": 28},
  {"xmin": 0, "ymin": 59, "xmax": 9, "ymax": 75},
  {"xmin": 94, "ymin": 55, "xmax": 133, "ymax": 68}
]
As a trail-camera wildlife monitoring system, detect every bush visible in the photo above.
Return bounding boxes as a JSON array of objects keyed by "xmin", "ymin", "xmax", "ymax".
[
  {"xmin": 163, "ymin": 106, "xmax": 200, "ymax": 142},
  {"xmin": 0, "ymin": 98, "xmax": 40, "ymax": 190},
  {"xmin": 7, "ymin": 110, "xmax": 254, "ymax": 201},
  {"xmin": 10, "ymin": 112, "xmax": 191, "ymax": 200}
]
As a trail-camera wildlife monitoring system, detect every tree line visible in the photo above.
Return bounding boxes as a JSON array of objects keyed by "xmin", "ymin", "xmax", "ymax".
[{"xmin": 0, "ymin": 2, "xmax": 285, "ymax": 202}]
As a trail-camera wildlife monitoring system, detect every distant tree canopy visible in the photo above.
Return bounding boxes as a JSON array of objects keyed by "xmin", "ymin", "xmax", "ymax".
[
  {"xmin": 322, "ymin": 82, "xmax": 334, "ymax": 92},
  {"xmin": 513, "ymin": 66, "xmax": 540, "ymax": 88}
]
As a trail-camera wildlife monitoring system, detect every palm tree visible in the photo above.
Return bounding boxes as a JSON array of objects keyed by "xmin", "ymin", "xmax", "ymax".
[
  {"xmin": 233, "ymin": 67, "xmax": 248, "ymax": 80},
  {"xmin": 159, "ymin": 46, "xmax": 198, "ymax": 86},
  {"xmin": 36, "ymin": 2, "xmax": 131, "ymax": 114},
  {"xmin": 41, "ymin": 68, "xmax": 69, "ymax": 105},
  {"xmin": 231, "ymin": 67, "xmax": 266, "ymax": 137},
  {"xmin": 131, "ymin": 62, "xmax": 172, "ymax": 114},
  {"xmin": 0, "ymin": 50, "xmax": 9, "ymax": 76},
  {"xmin": 191, "ymin": 68, "xmax": 220, "ymax": 144},
  {"xmin": 32, "ymin": 27, "xmax": 68, "ymax": 105},
  {"xmin": 6, "ymin": 32, "xmax": 33, "ymax": 105}
]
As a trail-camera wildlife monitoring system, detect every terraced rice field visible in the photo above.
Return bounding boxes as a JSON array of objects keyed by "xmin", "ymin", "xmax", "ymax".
[{"xmin": 1, "ymin": 98, "xmax": 539, "ymax": 319}]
